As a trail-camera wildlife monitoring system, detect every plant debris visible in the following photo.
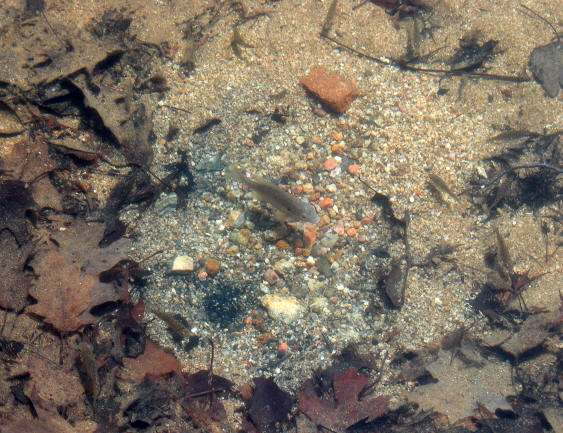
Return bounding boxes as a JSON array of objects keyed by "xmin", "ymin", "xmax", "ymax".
[
  {"xmin": 298, "ymin": 367, "xmax": 390, "ymax": 432},
  {"xmin": 408, "ymin": 349, "xmax": 514, "ymax": 424}
]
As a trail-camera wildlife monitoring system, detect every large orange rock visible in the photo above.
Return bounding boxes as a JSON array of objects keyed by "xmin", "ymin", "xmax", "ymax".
[{"xmin": 300, "ymin": 67, "xmax": 359, "ymax": 113}]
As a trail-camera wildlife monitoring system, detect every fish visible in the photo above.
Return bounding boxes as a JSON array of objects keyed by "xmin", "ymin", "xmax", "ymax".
[{"xmin": 226, "ymin": 165, "xmax": 320, "ymax": 224}]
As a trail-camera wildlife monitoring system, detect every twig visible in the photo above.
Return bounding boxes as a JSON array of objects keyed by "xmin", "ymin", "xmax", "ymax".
[{"xmin": 321, "ymin": 34, "xmax": 529, "ymax": 83}]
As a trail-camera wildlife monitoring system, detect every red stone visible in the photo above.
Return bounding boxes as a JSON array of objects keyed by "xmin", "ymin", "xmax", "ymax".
[{"xmin": 300, "ymin": 67, "xmax": 359, "ymax": 113}]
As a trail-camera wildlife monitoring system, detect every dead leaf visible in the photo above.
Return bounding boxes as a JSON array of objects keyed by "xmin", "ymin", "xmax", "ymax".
[
  {"xmin": 24, "ymin": 353, "xmax": 85, "ymax": 413},
  {"xmin": 298, "ymin": 367, "xmax": 390, "ymax": 433},
  {"xmin": 247, "ymin": 376, "xmax": 293, "ymax": 433},
  {"xmin": 27, "ymin": 248, "xmax": 119, "ymax": 333},
  {"xmin": 118, "ymin": 339, "xmax": 180, "ymax": 383},
  {"xmin": 529, "ymin": 40, "xmax": 562, "ymax": 98},
  {"xmin": 0, "ymin": 414, "xmax": 90, "ymax": 433},
  {"xmin": 70, "ymin": 75, "xmax": 153, "ymax": 167},
  {"xmin": 500, "ymin": 312, "xmax": 560, "ymax": 357},
  {"xmin": 408, "ymin": 350, "xmax": 514, "ymax": 424},
  {"xmin": 0, "ymin": 231, "xmax": 33, "ymax": 311},
  {"xmin": 0, "ymin": 180, "xmax": 36, "ymax": 244},
  {"xmin": 0, "ymin": 137, "xmax": 59, "ymax": 182},
  {"xmin": 52, "ymin": 219, "xmax": 130, "ymax": 276}
]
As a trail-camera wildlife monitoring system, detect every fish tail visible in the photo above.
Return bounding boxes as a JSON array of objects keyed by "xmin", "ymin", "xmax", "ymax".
[{"xmin": 225, "ymin": 164, "xmax": 248, "ymax": 184}]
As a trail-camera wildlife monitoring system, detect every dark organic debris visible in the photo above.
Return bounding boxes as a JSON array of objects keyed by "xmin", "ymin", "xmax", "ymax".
[
  {"xmin": 471, "ymin": 130, "xmax": 562, "ymax": 214},
  {"xmin": 0, "ymin": 180, "xmax": 37, "ymax": 245},
  {"xmin": 247, "ymin": 376, "xmax": 293, "ymax": 433},
  {"xmin": 298, "ymin": 367, "xmax": 390, "ymax": 433},
  {"xmin": 202, "ymin": 280, "xmax": 257, "ymax": 328},
  {"xmin": 448, "ymin": 34, "xmax": 498, "ymax": 72},
  {"xmin": 0, "ymin": 232, "xmax": 33, "ymax": 311}
]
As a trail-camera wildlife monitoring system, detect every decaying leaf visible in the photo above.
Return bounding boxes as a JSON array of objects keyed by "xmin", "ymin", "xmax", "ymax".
[
  {"xmin": 298, "ymin": 367, "xmax": 390, "ymax": 433},
  {"xmin": 499, "ymin": 311, "xmax": 560, "ymax": 357},
  {"xmin": 25, "ymin": 353, "xmax": 85, "ymax": 414},
  {"xmin": 51, "ymin": 219, "xmax": 130, "ymax": 276},
  {"xmin": 70, "ymin": 75, "xmax": 153, "ymax": 167},
  {"xmin": 0, "ymin": 231, "xmax": 33, "ymax": 311},
  {"xmin": 0, "ymin": 138, "xmax": 59, "ymax": 183},
  {"xmin": 408, "ymin": 350, "xmax": 514, "ymax": 423},
  {"xmin": 0, "ymin": 180, "xmax": 36, "ymax": 245},
  {"xmin": 247, "ymin": 376, "xmax": 293, "ymax": 433},
  {"xmin": 27, "ymin": 248, "xmax": 119, "ymax": 333},
  {"xmin": 118, "ymin": 339, "xmax": 180, "ymax": 383},
  {"xmin": 529, "ymin": 40, "xmax": 562, "ymax": 98},
  {"xmin": 0, "ymin": 414, "xmax": 89, "ymax": 433}
]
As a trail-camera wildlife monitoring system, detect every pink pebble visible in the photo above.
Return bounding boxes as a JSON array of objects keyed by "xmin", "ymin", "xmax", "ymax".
[{"xmin": 324, "ymin": 158, "xmax": 338, "ymax": 171}]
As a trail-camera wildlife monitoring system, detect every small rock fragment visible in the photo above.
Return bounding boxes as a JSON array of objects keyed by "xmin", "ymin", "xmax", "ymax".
[
  {"xmin": 300, "ymin": 67, "xmax": 359, "ymax": 113},
  {"xmin": 318, "ymin": 197, "xmax": 334, "ymax": 209},
  {"xmin": 347, "ymin": 164, "xmax": 360, "ymax": 175},
  {"xmin": 303, "ymin": 224, "xmax": 317, "ymax": 248},
  {"xmin": 324, "ymin": 157, "xmax": 338, "ymax": 171},
  {"xmin": 263, "ymin": 268, "xmax": 279, "ymax": 285},
  {"xmin": 171, "ymin": 255, "xmax": 195, "ymax": 274},
  {"xmin": 262, "ymin": 293, "xmax": 305, "ymax": 323},
  {"xmin": 205, "ymin": 257, "xmax": 220, "ymax": 276}
]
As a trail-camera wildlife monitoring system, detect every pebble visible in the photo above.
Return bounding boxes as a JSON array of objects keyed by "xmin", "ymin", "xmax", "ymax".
[
  {"xmin": 204, "ymin": 257, "xmax": 220, "ymax": 276},
  {"xmin": 346, "ymin": 227, "xmax": 357, "ymax": 237},
  {"xmin": 347, "ymin": 164, "xmax": 361, "ymax": 175},
  {"xmin": 318, "ymin": 197, "xmax": 334, "ymax": 209},
  {"xmin": 230, "ymin": 229, "xmax": 250, "ymax": 246},
  {"xmin": 302, "ymin": 183, "xmax": 314, "ymax": 194},
  {"xmin": 261, "ymin": 294, "xmax": 305, "ymax": 323},
  {"xmin": 278, "ymin": 342, "xmax": 289, "ymax": 353},
  {"xmin": 324, "ymin": 158, "xmax": 338, "ymax": 171},
  {"xmin": 331, "ymin": 132, "xmax": 344, "ymax": 141},
  {"xmin": 300, "ymin": 67, "xmax": 359, "ymax": 113},
  {"xmin": 303, "ymin": 225, "xmax": 317, "ymax": 248},
  {"xmin": 295, "ymin": 136, "xmax": 305, "ymax": 145},
  {"xmin": 310, "ymin": 296, "xmax": 329, "ymax": 314},
  {"xmin": 263, "ymin": 268, "xmax": 279, "ymax": 285},
  {"xmin": 171, "ymin": 255, "xmax": 195, "ymax": 274},
  {"xmin": 276, "ymin": 239, "xmax": 291, "ymax": 250}
]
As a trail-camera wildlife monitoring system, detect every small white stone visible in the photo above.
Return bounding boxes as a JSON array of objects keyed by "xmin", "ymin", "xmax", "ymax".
[
  {"xmin": 262, "ymin": 294, "xmax": 305, "ymax": 323},
  {"xmin": 171, "ymin": 255, "xmax": 195, "ymax": 274}
]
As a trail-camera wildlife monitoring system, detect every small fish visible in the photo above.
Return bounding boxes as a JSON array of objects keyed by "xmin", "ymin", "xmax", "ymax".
[
  {"xmin": 226, "ymin": 165, "xmax": 320, "ymax": 224},
  {"xmin": 428, "ymin": 174, "xmax": 460, "ymax": 203}
]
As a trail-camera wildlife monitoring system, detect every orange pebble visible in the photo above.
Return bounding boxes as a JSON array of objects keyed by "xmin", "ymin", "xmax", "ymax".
[
  {"xmin": 346, "ymin": 227, "xmax": 357, "ymax": 237},
  {"xmin": 331, "ymin": 132, "xmax": 343, "ymax": 141},
  {"xmin": 278, "ymin": 342, "xmax": 289, "ymax": 353},
  {"xmin": 347, "ymin": 164, "xmax": 360, "ymax": 175},
  {"xmin": 324, "ymin": 157, "xmax": 338, "ymax": 171},
  {"xmin": 276, "ymin": 239, "xmax": 291, "ymax": 250},
  {"xmin": 318, "ymin": 197, "xmax": 334, "ymax": 209},
  {"xmin": 303, "ymin": 224, "xmax": 317, "ymax": 248},
  {"xmin": 244, "ymin": 316, "xmax": 253, "ymax": 325}
]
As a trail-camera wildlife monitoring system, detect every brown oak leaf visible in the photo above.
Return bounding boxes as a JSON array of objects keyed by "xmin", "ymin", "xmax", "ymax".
[
  {"xmin": 298, "ymin": 368, "xmax": 390, "ymax": 433},
  {"xmin": 52, "ymin": 218, "xmax": 130, "ymax": 276},
  {"xmin": 27, "ymin": 248, "xmax": 119, "ymax": 333},
  {"xmin": 118, "ymin": 339, "xmax": 180, "ymax": 383}
]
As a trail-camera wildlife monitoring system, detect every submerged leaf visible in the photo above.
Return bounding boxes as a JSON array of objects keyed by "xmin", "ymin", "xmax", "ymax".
[
  {"xmin": 298, "ymin": 367, "xmax": 390, "ymax": 433},
  {"xmin": 408, "ymin": 350, "xmax": 514, "ymax": 423}
]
